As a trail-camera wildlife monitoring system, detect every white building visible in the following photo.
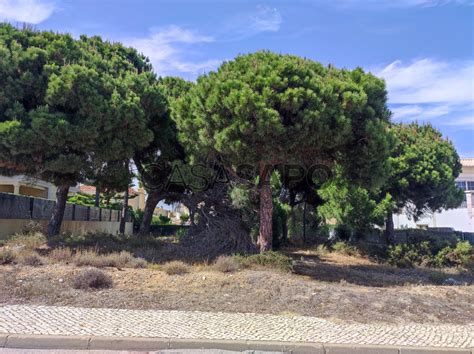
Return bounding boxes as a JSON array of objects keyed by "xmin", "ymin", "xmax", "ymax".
[
  {"xmin": 0, "ymin": 175, "xmax": 79, "ymax": 200},
  {"xmin": 395, "ymin": 158, "xmax": 474, "ymax": 232}
]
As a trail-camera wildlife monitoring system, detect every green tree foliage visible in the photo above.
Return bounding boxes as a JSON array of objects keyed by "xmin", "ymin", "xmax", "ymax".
[
  {"xmin": 0, "ymin": 24, "xmax": 155, "ymax": 236},
  {"xmin": 174, "ymin": 51, "xmax": 391, "ymax": 251},
  {"xmin": 134, "ymin": 76, "xmax": 191, "ymax": 234},
  {"xmin": 318, "ymin": 167, "xmax": 393, "ymax": 237},
  {"xmin": 384, "ymin": 123, "xmax": 464, "ymax": 239}
]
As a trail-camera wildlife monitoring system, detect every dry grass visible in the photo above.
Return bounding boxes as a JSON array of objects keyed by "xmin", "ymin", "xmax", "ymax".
[
  {"xmin": 15, "ymin": 249, "xmax": 44, "ymax": 266},
  {"xmin": 161, "ymin": 261, "xmax": 190, "ymax": 275},
  {"xmin": 1, "ymin": 238, "xmax": 473, "ymax": 325},
  {"xmin": 0, "ymin": 248, "xmax": 16, "ymax": 265},
  {"xmin": 212, "ymin": 256, "xmax": 239, "ymax": 273},
  {"xmin": 73, "ymin": 250, "xmax": 147, "ymax": 269},
  {"xmin": 49, "ymin": 248, "xmax": 74, "ymax": 263},
  {"xmin": 73, "ymin": 268, "xmax": 113, "ymax": 290},
  {"xmin": 5, "ymin": 232, "xmax": 47, "ymax": 250}
]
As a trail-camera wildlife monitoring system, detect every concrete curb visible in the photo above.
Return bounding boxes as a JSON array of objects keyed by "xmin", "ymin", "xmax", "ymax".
[{"xmin": 0, "ymin": 334, "xmax": 472, "ymax": 353}]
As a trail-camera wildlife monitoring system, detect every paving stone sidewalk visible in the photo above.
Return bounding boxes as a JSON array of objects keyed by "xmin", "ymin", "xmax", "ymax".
[{"xmin": 0, "ymin": 305, "xmax": 472, "ymax": 349}]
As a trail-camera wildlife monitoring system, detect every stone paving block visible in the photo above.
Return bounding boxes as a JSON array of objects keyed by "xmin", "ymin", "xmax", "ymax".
[
  {"xmin": 5, "ymin": 334, "xmax": 89, "ymax": 349},
  {"xmin": 0, "ymin": 333, "xmax": 8, "ymax": 348},
  {"xmin": 325, "ymin": 343, "xmax": 399, "ymax": 354},
  {"xmin": 399, "ymin": 347, "xmax": 472, "ymax": 354},
  {"xmin": 0, "ymin": 305, "xmax": 472, "ymax": 350},
  {"xmin": 89, "ymin": 336, "xmax": 170, "ymax": 351},
  {"xmin": 247, "ymin": 340, "xmax": 324, "ymax": 354},
  {"xmin": 170, "ymin": 338, "xmax": 248, "ymax": 351}
]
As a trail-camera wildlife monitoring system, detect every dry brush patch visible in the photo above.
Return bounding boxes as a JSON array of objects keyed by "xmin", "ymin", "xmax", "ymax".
[{"xmin": 1, "ymin": 252, "xmax": 473, "ymax": 325}]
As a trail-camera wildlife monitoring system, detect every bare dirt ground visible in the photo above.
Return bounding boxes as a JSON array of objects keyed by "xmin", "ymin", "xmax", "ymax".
[{"xmin": 1, "ymin": 249, "xmax": 473, "ymax": 325}]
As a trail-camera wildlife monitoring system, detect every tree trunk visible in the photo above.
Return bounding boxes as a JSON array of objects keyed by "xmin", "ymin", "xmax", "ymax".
[
  {"xmin": 258, "ymin": 162, "xmax": 273, "ymax": 252},
  {"xmin": 119, "ymin": 188, "xmax": 129, "ymax": 234},
  {"xmin": 94, "ymin": 187, "xmax": 100, "ymax": 207},
  {"xmin": 385, "ymin": 209, "xmax": 395, "ymax": 245},
  {"xmin": 189, "ymin": 207, "xmax": 196, "ymax": 226},
  {"xmin": 47, "ymin": 184, "xmax": 70, "ymax": 238},
  {"xmin": 303, "ymin": 199, "xmax": 307, "ymax": 245},
  {"xmin": 139, "ymin": 190, "xmax": 161, "ymax": 234}
]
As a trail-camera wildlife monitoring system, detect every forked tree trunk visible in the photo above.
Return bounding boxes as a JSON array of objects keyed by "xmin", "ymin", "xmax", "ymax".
[
  {"xmin": 258, "ymin": 162, "xmax": 273, "ymax": 252},
  {"xmin": 47, "ymin": 184, "xmax": 70, "ymax": 238},
  {"xmin": 139, "ymin": 190, "xmax": 161, "ymax": 234},
  {"xmin": 119, "ymin": 188, "xmax": 129, "ymax": 234},
  {"xmin": 385, "ymin": 209, "xmax": 395, "ymax": 245}
]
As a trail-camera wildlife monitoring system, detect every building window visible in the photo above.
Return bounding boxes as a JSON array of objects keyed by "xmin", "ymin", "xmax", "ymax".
[{"xmin": 467, "ymin": 181, "xmax": 474, "ymax": 191}]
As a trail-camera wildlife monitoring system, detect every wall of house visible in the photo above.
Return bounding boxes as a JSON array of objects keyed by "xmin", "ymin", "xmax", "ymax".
[
  {"xmin": 395, "ymin": 206, "xmax": 474, "ymax": 232},
  {"xmin": 0, "ymin": 219, "xmax": 132, "ymax": 239}
]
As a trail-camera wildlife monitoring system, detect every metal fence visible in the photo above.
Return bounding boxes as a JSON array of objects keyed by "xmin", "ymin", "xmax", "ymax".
[{"xmin": 0, "ymin": 192, "xmax": 130, "ymax": 222}]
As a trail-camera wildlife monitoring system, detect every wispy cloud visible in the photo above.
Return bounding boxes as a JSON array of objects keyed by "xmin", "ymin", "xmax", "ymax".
[
  {"xmin": 375, "ymin": 59, "xmax": 474, "ymax": 105},
  {"xmin": 439, "ymin": 116, "xmax": 474, "ymax": 126},
  {"xmin": 250, "ymin": 5, "xmax": 282, "ymax": 32},
  {"xmin": 125, "ymin": 26, "xmax": 221, "ymax": 78},
  {"xmin": 324, "ymin": 0, "xmax": 473, "ymax": 8},
  {"xmin": 374, "ymin": 59, "xmax": 474, "ymax": 128},
  {"xmin": 0, "ymin": 0, "xmax": 55, "ymax": 24},
  {"xmin": 224, "ymin": 5, "xmax": 282, "ymax": 40}
]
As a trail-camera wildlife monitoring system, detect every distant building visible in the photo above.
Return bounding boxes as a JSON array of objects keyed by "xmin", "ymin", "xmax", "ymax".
[
  {"xmin": 395, "ymin": 158, "xmax": 474, "ymax": 232},
  {"xmin": 0, "ymin": 175, "xmax": 78, "ymax": 200},
  {"xmin": 78, "ymin": 184, "xmax": 146, "ymax": 211}
]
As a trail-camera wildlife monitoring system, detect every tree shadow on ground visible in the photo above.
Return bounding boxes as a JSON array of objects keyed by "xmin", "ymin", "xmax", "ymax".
[{"xmin": 288, "ymin": 252, "xmax": 474, "ymax": 287}]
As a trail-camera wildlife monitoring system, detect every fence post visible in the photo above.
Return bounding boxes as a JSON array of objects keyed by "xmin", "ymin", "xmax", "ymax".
[{"xmin": 29, "ymin": 197, "xmax": 34, "ymax": 219}]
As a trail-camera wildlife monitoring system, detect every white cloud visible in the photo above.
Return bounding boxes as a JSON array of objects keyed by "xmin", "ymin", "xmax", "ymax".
[
  {"xmin": 125, "ymin": 26, "xmax": 221, "ymax": 78},
  {"xmin": 439, "ymin": 116, "xmax": 474, "ymax": 126},
  {"xmin": 375, "ymin": 59, "xmax": 474, "ymax": 104},
  {"xmin": 224, "ymin": 5, "xmax": 282, "ymax": 40},
  {"xmin": 376, "ymin": 58, "xmax": 474, "ymax": 128},
  {"xmin": 391, "ymin": 104, "xmax": 452, "ymax": 120},
  {"xmin": 0, "ymin": 0, "xmax": 55, "ymax": 24},
  {"xmin": 327, "ymin": 0, "xmax": 473, "ymax": 8},
  {"xmin": 250, "ymin": 5, "xmax": 282, "ymax": 32}
]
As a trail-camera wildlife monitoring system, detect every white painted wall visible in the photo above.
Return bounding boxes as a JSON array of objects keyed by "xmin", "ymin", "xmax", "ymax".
[{"xmin": 395, "ymin": 207, "xmax": 474, "ymax": 232}]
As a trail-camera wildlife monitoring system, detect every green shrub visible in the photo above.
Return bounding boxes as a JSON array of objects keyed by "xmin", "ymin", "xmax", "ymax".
[
  {"xmin": 212, "ymin": 256, "xmax": 239, "ymax": 273},
  {"xmin": 434, "ymin": 241, "xmax": 473, "ymax": 268},
  {"xmin": 233, "ymin": 251, "xmax": 293, "ymax": 272},
  {"xmin": 161, "ymin": 261, "xmax": 190, "ymax": 275},
  {"xmin": 332, "ymin": 242, "xmax": 359, "ymax": 257},
  {"xmin": 387, "ymin": 241, "xmax": 432, "ymax": 268},
  {"xmin": 6, "ymin": 232, "xmax": 46, "ymax": 250},
  {"xmin": 73, "ymin": 268, "xmax": 113, "ymax": 290},
  {"xmin": 180, "ymin": 213, "xmax": 190, "ymax": 224},
  {"xmin": 158, "ymin": 215, "xmax": 171, "ymax": 225},
  {"xmin": 0, "ymin": 248, "xmax": 16, "ymax": 265}
]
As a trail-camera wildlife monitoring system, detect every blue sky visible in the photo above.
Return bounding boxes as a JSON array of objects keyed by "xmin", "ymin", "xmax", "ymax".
[{"xmin": 1, "ymin": 0, "xmax": 473, "ymax": 156}]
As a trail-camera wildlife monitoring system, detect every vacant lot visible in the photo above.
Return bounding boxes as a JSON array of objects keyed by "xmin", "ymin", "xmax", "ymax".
[{"xmin": 1, "ymin": 243, "xmax": 472, "ymax": 325}]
